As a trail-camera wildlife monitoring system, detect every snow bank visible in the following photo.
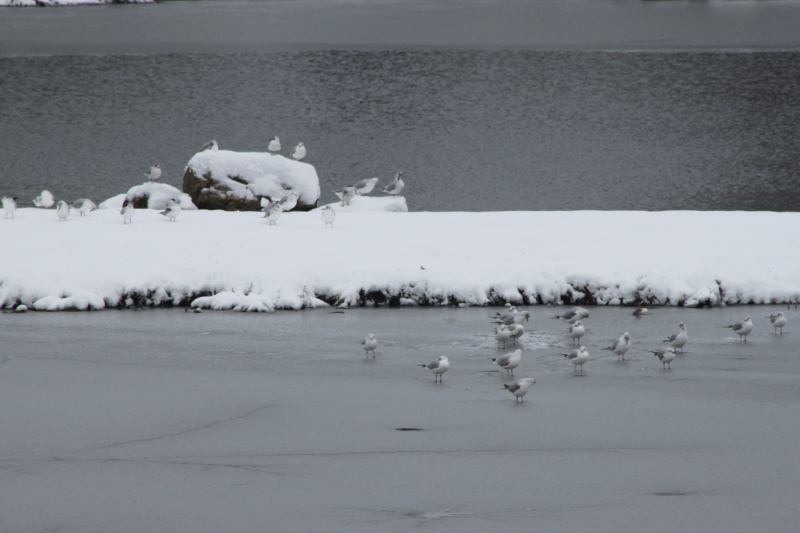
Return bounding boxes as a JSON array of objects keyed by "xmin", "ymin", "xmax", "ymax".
[
  {"xmin": 1, "ymin": 209, "xmax": 798, "ymax": 311},
  {"xmin": 97, "ymin": 183, "xmax": 197, "ymax": 211},
  {"xmin": 185, "ymin": 150, "xmax": 320, "ymax": 209},
  {"xmin": 315, "ymin": 195, "xmax": 408, "ymax": 213}
]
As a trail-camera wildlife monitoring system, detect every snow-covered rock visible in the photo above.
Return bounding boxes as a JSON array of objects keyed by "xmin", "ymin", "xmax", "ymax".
[
  {"xmin": 99, "ymin": 183, "xmax": 197, "ymax": 211},
  {"xmin": 183, "ymin": 150, "xmax": 320, "ymax": 211}
]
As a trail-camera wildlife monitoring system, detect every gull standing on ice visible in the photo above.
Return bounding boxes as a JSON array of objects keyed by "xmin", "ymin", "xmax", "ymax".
[
  {"xmin": 494, "ymin": 324, "xmax": 512, "ymax": 348},
  {"xmin": 353, "ymin": 177, "xmax": 379, "ymax": 195},
  {"xmin": 2, "ymin": 196, "xmax": 17, "ymax": 218},
  {"xmin": 291, "ymin": 142, "xmax": 306, "ymax": 161},
  {"xmin": 651, "ymin": 347, "xmax": 676, "ymax": 370},
  {"xmin": 768, "ymin": 312, "xmax": 788, "ymax": 334},
  {"xmin": 506, "ymin": 323, "xmax": 525, "ymax": 346},
  {"xmin": 55, "ymin": 200, "xmax": 70, "ymax": 221},
  {"xmin": 33, "ymin": 190, "xmax": 55, "ymax": 208},
  {"xmin": 419, "ymin": 355, "xmax": 449, "ymax": 383},
  {"xmin": 120, "ymin": 199, "xmax": 135, "ymax": 224},
  {"xmin": 727, "ymin": 316, "xmax": 754, "ymax": 342},
  {"xmin": 362, "ymin": 333, "xmax": 378, "ymax": 358},
  {"xmin": 381, "ymin": 172, "xmax": 404, "ymax": 197},
  {"xmin": 554, "ymin": 306, "xmax": 589, "ymax": 323},
  {"xmin": 71, "ymin": 198, "xmax": 97, "ymax": 216},
  {"xmin": 603, "ymin": 332, "xmax": 632, "ymax": 361},
  {"xmin": 562, "ymin": 345, "xmax": 590, "ymax": 372},
  {"xmin": 568, "ymin": 320, "xmax": 586, "ymax": 346},
  {"xmin": 268, "ymin": 136, "xmax": 281, "ymax": 154},
  {"xmin": 633, "ymin": 307, "xmax": 649, "ymax": 318},
  {"xmin": 321, "ymin": 205, "xmax": 336, "ymax": 227},
  {"xmin": 504, "ymin": 377, "xmax": 536, "ymax": 403},
  {"xmin": 202, "ymin": 140, "xmax": 219, "ymax": 151},
  {"xmin": 145, "ymin": 165, "xmax": 161, "ymax": 182},
  {"xmin": 160, "ymin": 198, "xmax": 181, "ymax": 222},
  {"xmin": 491, "ymin": 348, "xmax": 522, "ymax": 376},
  {"xmin": 265, "ymin": 205, "xmax": 282, "ymax": 225},
  {"xmin": 664, "ymin": 322, "xmax": 688, "ymax": 352}
]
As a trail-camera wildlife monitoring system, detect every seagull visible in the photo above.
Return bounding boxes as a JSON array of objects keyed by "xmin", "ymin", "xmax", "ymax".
[
  {"xmin": 268, "ymin": 136, "xmax": 281, "ymax": 154},
  {"xmin": 506, "ymin": 323, "xmax": 525, "ymax": 346},
  {"xmin": 494, "ymin": 324, "xmax": 512, "ymax": 348},
  {"xmin": 353, "ymin": 177, "xmax": 379, "ymax": 195},
  {"xmin": 160, "ymin": 198, "xmax": 181, "ymax": 222},
  {"xmin": 491, "ymin": 348, "xmax": 522, "ymax": 376},
  {"xmin": 651, "ymin": 347, "xmax": 676, "ymax": 370},
  {"xmin": 260, "ymin": 197, "xmax": 272, "ymax": 213},
  {"xmin": 361, "ymin": 333, "xmax": 378, "ymax": 358},
  {"xmin": 272, "ymin": 190, "xmax": 299, "ymax": 212},
  {"xmin": 2, "ymin": 196, "xmax": 17, "ymax": 219},
  {"xmin": 554, "ymin": 306, "xmax": 589, "ymax": 323},
  {"xmin": 381, "ymin": 172, "xmax": 404, "ymax": 197},
  {"xmin": 145, "ymin": 165, "xmax": 161, "ymax": 182},
  {"xmin": 321, "ymin": 205, "xmax": 335, "ymax": 227},
  {"xmin": 602, "ymin": 332, "xmax": 632, "ymax": 361},
  {"xmin": 120, "ymin": 199, "xmax": 135, "ymax": 224},
  {"xmin": 568, "ymin": 320, "xmax": 586, "ymax": 346},
  {"xmin": 55, "ymin": 200, "xmax": 70, "ymax": 221},
  {"xmin": 491, "ymin": 305, "xmax": 517, "ymax": 322},
  {"xmin": 265, "ymin": 205, "xmax": 282, "ymax": 225},
  {"xmin": 70, "ymin": 198, "xmax": 97, "ymax": 216},
  {"xmin": 492, "ymin": 309, "xmax": 530, "ymax": 326},
  {"xmin": 562, "ymin": 346, "xmax": 590, "ymax": 372},
  {"xmin": 201, "ymin": 140, "xmax": 219, "ymax": 151},
  {"xmin": 291, "ymin": 142, "xmax": 306, "ymax": 161},
  {"xmin": 768, "ymin": 312, "xmax": 788, "ymax": 334},
  {"xmin": 33, "ymin": 190, "xmax": 55, "ymax": 208},
  {"xmin": 633, "ymin": 307, "xmax": 649, "ymax": 317},
  {"xmin": 663, "ymin": 322, "xmax": 688, "ymax": 352},
  {"xmin": 335, "ymin": 186, "xmax": 357, "ymax": 207},
  {"xmin": 419, "ymin": 355, "xmax": 449, "ymax": 383},
  {"xmin": 504, "ymin": 377, "xmax": 536, "ymax": 403},
  {"xmin": 727, "ymin": 316, "xmax": 754, "ymax": 342}
]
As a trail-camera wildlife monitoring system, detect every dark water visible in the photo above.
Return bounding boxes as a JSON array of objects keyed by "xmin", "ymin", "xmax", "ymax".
[{"xmin": 2, "ymin": 50, "xmax": 799, "ymax": 211}]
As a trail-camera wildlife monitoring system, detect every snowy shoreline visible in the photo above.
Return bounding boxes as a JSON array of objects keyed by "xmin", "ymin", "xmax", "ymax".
[{"xmin": 2, "ymin": 208, "xmax": 798, "ymax": 311}]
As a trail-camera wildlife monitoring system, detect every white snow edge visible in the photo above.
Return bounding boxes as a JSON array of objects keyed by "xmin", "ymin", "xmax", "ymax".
[{"xmin": 1, "ymin": 209, "xmax": 798, "ymax": 312}]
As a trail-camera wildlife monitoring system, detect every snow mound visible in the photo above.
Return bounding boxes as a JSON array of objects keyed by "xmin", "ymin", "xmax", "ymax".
[
  {"xmin": 185, "ymin": 150, "xmax": 320, "ymax": 210},
  {"xmin": 98, "ymin": 183, "xmax": 196, "ymax": 211},
  {"xmin": 1, "ymin": 209, "xmax": 799, "ymax": 311},
  {"xmin": 316, "ymin": 196, "xmax": 408, "ymax": 213}
]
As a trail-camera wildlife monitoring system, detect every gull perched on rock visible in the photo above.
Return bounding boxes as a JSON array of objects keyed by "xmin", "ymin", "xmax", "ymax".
[
  {"xmin": 145, "ymin": 165, "xmax": 161, "ymax": 182},
  {"xmin": 120, "ymin": 199, "xmax": 135, "ymax": 224},
  {"xmin": 268, "ymin": 136, "xmax": 281, "ymax": 154},
  {"xmin": 554, "ymin": 306, "xmax": 589, "ymax": 323},
  {"xmin": 201, "ymin": 140, "xmax": 219, "ymax": 151},
  {"xmin": 568, "ymin": 320, "xmax": 586, "ymax": 346},
  {"xmin": 362, "ymin": 333, "xmax": 378, "ymax": 358},
  {"xmin": 419, "ymin": 355, "xmax": 449, "ymax": 383},
  {"xmin": 2, "ymin": 196, "xmax": 17, "ymax": 219},
  {"xmin": 381, "ymin": 172, "xmax": 404, "ymax": 197},
  {"xmin": 353, "ymin": 177, "xmax": 379, "ymax": 195},
  {"xmin": 291, "ymin": 142, "xmax": 306, "ymax": 161},
  {"xmin": 562, "ymin": 346, "xmax": 590, "ymax": 372},
  {"xmin": 651, "ymin": 347, "xmax": 676, "ymax": 370},
  {"xmin": 727, "ymin": 316, "xmax": 754, "ymax": 342},
  {"xmin": 335, "ymin": 186, "xmax": 357, "ymax": 207},
  {"xmin": 321, "ymin": 205, "xmax": 335, "ymax": 227},
  {"xmin": 603, "ymin": 332, "xmax": 632, "ymax": 361},
  {"xmin": 504, "ymin": 377, "xmax": 536, "ymax": 403},
  {"xmin": 768, "ymin": 312, "xmax": 788, "ymax": 334},
  {"xmin": 160, "ymin": 198, "xmax": 181, "ymax": 222},
  {"xmin": 491, "ymin": 348, "xmax": 522, "ymax": 376},
  {"xmin": 663, "ymin": 322, "xmax": 688, "ymax": 352},
  {"xmin": 70, "ymin": 198, "xmax": 97, "ymax": 216},
  {"xmin": 55, "ymin": 200, "xmax": 70, "ymax": 221},
  {"xmin": 33, "ymin": 190, "xmax": 55, "ymax": 208}
]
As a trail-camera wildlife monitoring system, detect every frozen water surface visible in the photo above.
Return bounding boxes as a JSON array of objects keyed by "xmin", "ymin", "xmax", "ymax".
[{"xmin": 1, "ymin": 305, "xmax": 799, "ymax": 532}]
